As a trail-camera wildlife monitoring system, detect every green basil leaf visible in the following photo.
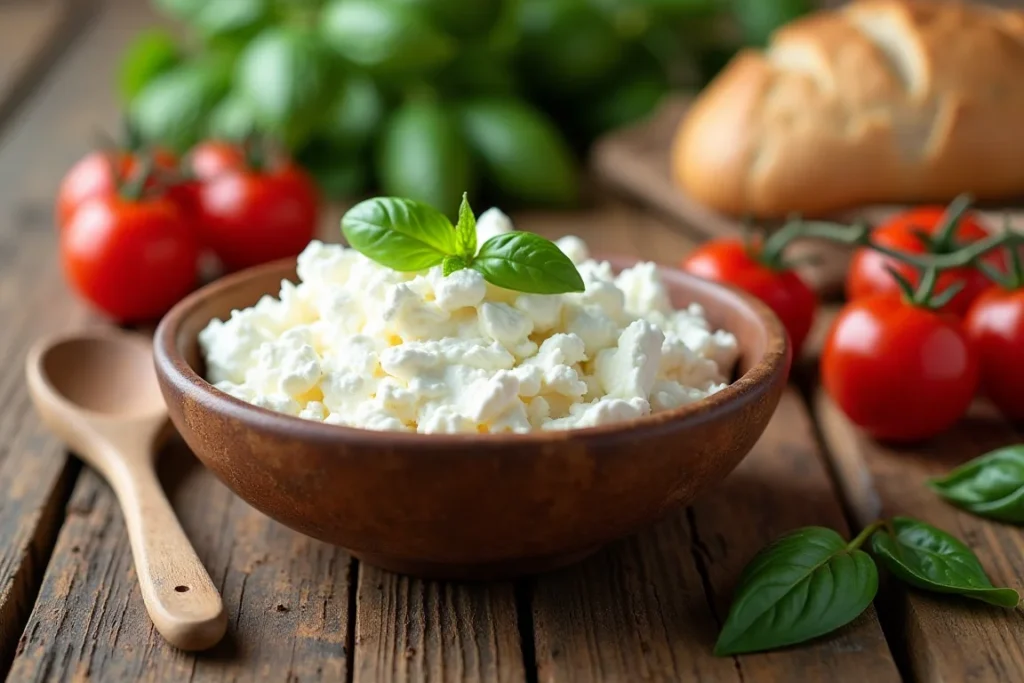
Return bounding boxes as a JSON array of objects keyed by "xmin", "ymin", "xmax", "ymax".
[
  {"xmin": 714, "ymin": 527, "xmax": 878, "ymax": 656},
  {"xmin": 459, "ymin": 98, "xmax": 579, "ymax": 207},
  {"xmin": 193, "ymin": 0, "xmax": 268, "ymax": 37},
  {"xmin": 471, "ymin": 232, "xmax": 584, "ymax": 294},
  {"xmin": 118, "ymin": 29, "xmax": 180, "ymax": 104},
  {"xmin": 318, "ymin": 75, "xmax": 384, "ymax": 151},
  {"xmin": 376, "ymin": 100, "xmax": 474, "ymax": 219},
  {"xmin": 392, "ymin": 0, "xmax": 502, "ymax": 37},
  {"xmin": 454, "ymin": 193, "xmax": 477, "ymax": 259},
  {"xmin": 235, "ymin": 27, "xmax": 328, "ymax": 148},
  {"xmin": 130, "ymin": 63, "xmax": 227, "ymax": 152},
  {"xmin": 342, "ymin": 197, "xmax": 455, "ymax": 272},
  {"xmin": 442, "ymin": 254, "xmax": 468, "ymax": 276},
  {"xmin": 320, "ymin": 0, "xmax": 456, "ymax": 75},
  {"xmin": 871, "ymin": 517, "xmax": 1019, "ymax": 608},
  {"xmin": 207, "ymin": 91, "xmax": 258, "ymax": 141},
  {"xmin": 930, "ymin": 446, "xmax": 1024, "ymax": 523}
]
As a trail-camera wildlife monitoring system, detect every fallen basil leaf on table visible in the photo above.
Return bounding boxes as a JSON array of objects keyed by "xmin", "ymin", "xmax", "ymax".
[
  {"xmin": 714, "ymin": 527, "xmax": 878, "ymax": 656},
  {"xmin": 929, "ymin": 446, "xmax": 1024, "ymax": 523},
  {"xmin": 870, "ymin": 517, "xmax": 1019, "ymax": 608},
  {"xmin": 472, "ymin": 232, "xmax": 586, "ymax": 294}
]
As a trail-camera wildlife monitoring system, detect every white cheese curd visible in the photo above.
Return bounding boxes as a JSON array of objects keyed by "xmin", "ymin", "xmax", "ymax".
[{"xmin": 199, "ymin": 208, "xmax": 740, "ymax": 434}]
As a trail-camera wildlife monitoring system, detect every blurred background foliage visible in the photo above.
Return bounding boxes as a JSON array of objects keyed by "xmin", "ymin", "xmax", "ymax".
[{"xmin": 122, "ymin": 0, "xmax": 810, "ymax": 216}]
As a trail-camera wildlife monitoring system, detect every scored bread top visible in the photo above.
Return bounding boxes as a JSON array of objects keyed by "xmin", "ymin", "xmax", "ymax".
[{"xmin": 673, "ymin": 0, "xmax": 1024, "ymax": 218}]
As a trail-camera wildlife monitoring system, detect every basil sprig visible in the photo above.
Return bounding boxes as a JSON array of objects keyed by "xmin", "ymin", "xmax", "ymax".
[
  {"xmin": 871, "ymin": 518, "xmax": 1020, "ymax": 608},
  {"xmin": 716, "ymin": 517, "xmax": 1018, "ymax": 656},
  {"xmin": 929, "ymin": 446, "xmax": 1024, "ymax": 523},
  {"xmin": 341, "ymin": 194, "xmax": 584, "ymax": 294}
]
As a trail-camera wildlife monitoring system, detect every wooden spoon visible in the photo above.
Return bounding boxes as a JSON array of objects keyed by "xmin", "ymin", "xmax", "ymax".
[{"xmin": 25, "ymin": 330, "xmax": 227, "ymax": 651}]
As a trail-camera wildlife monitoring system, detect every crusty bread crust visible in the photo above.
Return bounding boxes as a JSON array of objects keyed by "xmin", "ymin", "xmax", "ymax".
[{"xmin": 672, "ymin": 0, "xmax": 1024, "ymax": 218}]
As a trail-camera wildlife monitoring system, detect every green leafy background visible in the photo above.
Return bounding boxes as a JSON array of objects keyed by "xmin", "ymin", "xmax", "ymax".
[{"xmin": 124, "ymin": 0, "xmax": 810, "ymax": 217}]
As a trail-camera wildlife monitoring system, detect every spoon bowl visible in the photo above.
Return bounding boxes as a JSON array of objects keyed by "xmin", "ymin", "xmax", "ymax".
[
  {"xmin": 37, "ymin": 333, "xmax": 165, "ymax": 418},
  {"xmin": 26, "ymin": 330, "xmax": 227, "ymax": 651}
]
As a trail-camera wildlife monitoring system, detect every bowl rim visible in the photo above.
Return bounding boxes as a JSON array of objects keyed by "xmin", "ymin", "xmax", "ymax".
[{"xmin": 154, "ymin": 254, "xmax": 790, "ymax": 447}]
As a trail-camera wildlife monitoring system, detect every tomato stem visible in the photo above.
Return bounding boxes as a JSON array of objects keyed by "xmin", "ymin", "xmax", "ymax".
[
  {"xmin": 976, "ymin": 214, "xmax": 1024, "ymax": 290},
  {"xmin": 119, "ymin": 153, "xmax": 154, "ymax": 202},
  {"xmin": 242, "ymin": 131, "xmax": 266, "ymax": 173},
  {"xmin": 928, "ymin": 193, "xmax": 973, "ymax": 253},
  {"xmin": 761, "ymin": 217, "xmax": 1019, "ymax": 272}
]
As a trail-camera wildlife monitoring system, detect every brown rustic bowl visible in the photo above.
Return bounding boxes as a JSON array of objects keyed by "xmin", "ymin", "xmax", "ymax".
[{"xmin": 153, "ymin": 256, "xmax": 789, "ymax": 580}]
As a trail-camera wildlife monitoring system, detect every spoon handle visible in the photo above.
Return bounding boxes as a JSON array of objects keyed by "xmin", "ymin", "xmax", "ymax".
[{"xmin": 107, "ymin": 451, "xmax": 227, "ymax": 651}]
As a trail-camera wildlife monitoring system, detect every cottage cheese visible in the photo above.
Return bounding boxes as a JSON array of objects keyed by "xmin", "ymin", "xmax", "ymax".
[{"xmin": 198, "ymin": 209, "xmax": 739, "ymax": 434}]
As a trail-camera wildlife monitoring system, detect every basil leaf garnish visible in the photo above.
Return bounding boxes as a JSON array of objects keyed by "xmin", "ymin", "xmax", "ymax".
[
  {"xmin": 714, "ymin": 527, "xmax": 878, "ymax": 656},
  {"xmin": 472, "ymin": 232, "xmax": 585, "ymax": 294},
  {"xmin": 339, "ymin": 194, "xmax": 584, "ymax": 294},
  {"xmin": 454, "ymin": 193, "xmax": 477, "ymax": 259},
  {"xmin": 871, "ymin": 517, "xmax": 1019, "ymax": 608},
  {"xmin": 341, "ymin": 196, "xmax": 456, "ymax": 272},
  {"xmin": 442, "ymin": 254, "xmax": 467, "ymax": 276},
  {"xmin": 930, "ymin": 446, "xmax": 1024, "ymax": 523}
]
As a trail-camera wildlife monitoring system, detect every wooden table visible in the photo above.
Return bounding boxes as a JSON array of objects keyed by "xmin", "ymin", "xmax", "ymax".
[{"xmin": 2, "ymin": 1, "xmax": 1023, "ymax": 681}]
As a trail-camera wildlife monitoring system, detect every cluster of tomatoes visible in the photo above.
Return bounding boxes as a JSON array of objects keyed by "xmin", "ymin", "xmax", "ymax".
[
  {"xmin": 682, "ymin": 205, "xmax": 1024, "ymax": 443},
  {"xmin": 57, "ymin": 139, "xmax": 319, "ymax": 322}
]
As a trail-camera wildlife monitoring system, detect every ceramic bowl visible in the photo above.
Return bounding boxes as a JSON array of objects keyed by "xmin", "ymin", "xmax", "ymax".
[{"xmin": 153, "ymin": 256, "xmax": 789, "ymax": 580}]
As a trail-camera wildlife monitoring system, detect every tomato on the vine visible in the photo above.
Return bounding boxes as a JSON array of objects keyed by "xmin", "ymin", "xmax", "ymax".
[
  {"xmin": 192, "ymin": 140, "xmax": 318, "ymax": 272},
  {"xmin": 61, "ymin": 192, "xmax": 199, "ymax": 323},
  {"xmin": 964, "ymin": 282, "xmax": 1024, "ymax": 421},
  {"xmin": 681, "ymin": 238, "xmax": 817, "ymax": 357},
  {"xmin": 186, "ymin": 140, "xmax": 246, "ymax": 182},
  {"xmin": 822, "ymin": 294, "xmax": 979, "ymax": 442},
  {"xmin": 846, "ymin": 204, "xmax": 997, "ymax": 316},
  {"xmin": 56, "ymin": 147, "xmax": 184, "ymax": 229}
]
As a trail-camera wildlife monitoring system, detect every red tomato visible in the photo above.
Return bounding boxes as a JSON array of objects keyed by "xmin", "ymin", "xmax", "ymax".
[
  {"xmin": 56, "ymin": 148, "xmax": 183, "ymax": 228},
  {"xmin": 822, "ymin": 295, "xmax": 979, "ymax": 442},
  {"xmin": 964, "ymin": 286, "xmax": 1024, "ymax": 421},
  {"xmin": 186, "ymin": 140, "xmax": 246, "ymax": 182},
  {"xmin": 681, "ymin": 239, "xmax": 817, "ymax": 357},
  {"xmin": 195, "ymin": 159, "xmax": 318, "ymax": 271},
  {"xmin": 61, "ymin": 194, "xmax": 199, "ymax": 322},
  {"xmin": 846, "ymin": 207, "xmax": 996, "ymax": 316}
]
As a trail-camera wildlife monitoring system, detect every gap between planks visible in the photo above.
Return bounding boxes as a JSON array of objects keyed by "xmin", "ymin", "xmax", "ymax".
[{"xmin": 813, "ymin": 391, "xmax": 1024, "ymax": 682}]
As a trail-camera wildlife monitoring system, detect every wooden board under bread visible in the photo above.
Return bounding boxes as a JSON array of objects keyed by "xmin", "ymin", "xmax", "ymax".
[{"xmin": 590, "ymin": 95, "xmax": 1024, "ymax": 297}]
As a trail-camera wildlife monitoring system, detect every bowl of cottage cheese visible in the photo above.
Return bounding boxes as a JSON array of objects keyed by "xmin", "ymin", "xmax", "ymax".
[{"xmin": 154, "ymin": 208, "xmax": 790, "ymax": 579}]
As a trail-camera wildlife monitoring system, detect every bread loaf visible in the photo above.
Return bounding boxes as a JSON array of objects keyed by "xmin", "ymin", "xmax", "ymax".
[{"xmin": 672, "ymin": 0, "xmax": 1024, "ymax": 218}]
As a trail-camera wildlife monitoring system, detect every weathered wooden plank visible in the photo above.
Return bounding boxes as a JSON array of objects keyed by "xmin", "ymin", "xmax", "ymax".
[
  {"xmin": 353, "ymin": 569, "xmax": 525, "ymax": 683},
  {"xmin": 532, "ymin": 390, "xmax": 901, "ymax": 682},
  {"xmin": 816, "ymin": 392, "xmax": 1024, "ymax": 681},
  {"xmin": 0, "ymin": 0, "xmax": 158, "ymax": 671},
  {"xmin": 0, "ymin": 0, "xmax": 77, "ymax": 128},
  {"xmin": 8, "ymin": 440, "xmax": 353, "ymax": 682}
]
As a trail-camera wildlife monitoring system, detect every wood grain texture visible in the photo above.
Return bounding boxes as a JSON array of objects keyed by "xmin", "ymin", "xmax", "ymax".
[
  {"xmin": 0, "ymin": 0, "xmax": 78, "ymax": 132},
  {"xmin": 354, "ymin": 569, "xmax": 524, "ymax": 683},
  {"xmin": 528, "ymin": 381, "xmax": 899, "ymax": 674},
  {"xmin": 8, "ymin": 440, "xmax": 353, "ymax": 682},
  {"xmin": 816, "ymin": 392, "xmax": 1024, "ymax": 682}
]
